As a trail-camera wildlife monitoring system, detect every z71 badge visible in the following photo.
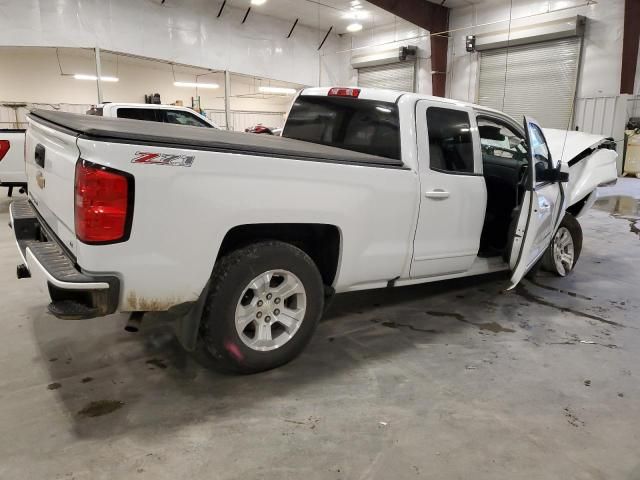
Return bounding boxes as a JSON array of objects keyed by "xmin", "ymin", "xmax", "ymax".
[{"xmin": 131, "ymin": 152, "xmax": 195, "ymax": 167}]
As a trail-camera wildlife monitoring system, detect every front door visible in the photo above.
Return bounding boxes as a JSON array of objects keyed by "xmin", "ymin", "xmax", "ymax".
[
  {"xmin": 411, "ymin": 101, "xmax": 487, "ymax": 278},
  {"xmin": 508, "ymin": 116, "xmax": 564, "ymax": 287}
]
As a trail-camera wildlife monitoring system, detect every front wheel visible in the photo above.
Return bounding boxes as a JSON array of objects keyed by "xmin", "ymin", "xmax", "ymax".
[
  {"xmin": 201, "ymin": 241, "xmax": 324, "ymax": 374},
  {"xmin": 542, "ymin": 213, "xmax": 583, "ymax": 277}
]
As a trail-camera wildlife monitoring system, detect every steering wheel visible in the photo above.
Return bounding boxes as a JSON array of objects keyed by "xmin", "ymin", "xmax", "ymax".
[
  {"xmin": 482, "ymin": 145, "xmax": 527, "ymax": 162},
  {"xmin": 489, "ymin": 146, "xmax": 515, "ymax": 158}
]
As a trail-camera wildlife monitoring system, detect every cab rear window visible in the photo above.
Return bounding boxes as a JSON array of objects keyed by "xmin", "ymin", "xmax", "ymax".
[{"xmin": 282, "ymin": 95, "xmax": 401, "ymax": 161}]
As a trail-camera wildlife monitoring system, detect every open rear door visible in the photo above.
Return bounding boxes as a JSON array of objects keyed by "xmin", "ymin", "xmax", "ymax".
[{"xmin": 507, "ymin": 116, "xmax": 564, "ymax": 289}]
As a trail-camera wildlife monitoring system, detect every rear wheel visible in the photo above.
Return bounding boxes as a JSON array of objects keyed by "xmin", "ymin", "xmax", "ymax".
[
  {"xmin": 201, "ymin": 241, "xmax": 324, "ymax": 374},
  {"xmin": 542, "ymin": 213, "xmax": 583, "ymax": 277}
]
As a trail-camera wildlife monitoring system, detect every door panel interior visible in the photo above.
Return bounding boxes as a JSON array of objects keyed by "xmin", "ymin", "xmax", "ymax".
[
  {"xmin": 476, "ymin": 117, "xmax": 529, "ymax": 256},
  {"xmin": 508, "ymin": 116, "xmax": 562, "ymax": 288}
]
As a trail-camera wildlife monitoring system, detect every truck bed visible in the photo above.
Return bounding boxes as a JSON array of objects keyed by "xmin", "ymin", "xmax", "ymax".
[{"xmin": 28, "ymin": 109, "xmax": 404, "ymax": 169}]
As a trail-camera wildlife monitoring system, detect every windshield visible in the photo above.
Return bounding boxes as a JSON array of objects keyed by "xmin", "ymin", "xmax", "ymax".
[{"xmin": 282, "ymin": 95, "xmax": 401, "ymax": 161}]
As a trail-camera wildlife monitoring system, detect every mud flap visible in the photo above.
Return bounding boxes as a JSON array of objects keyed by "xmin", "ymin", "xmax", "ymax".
[{"xmin": 173, "ymin": 280, "xmax": 211, "ymax": 351}]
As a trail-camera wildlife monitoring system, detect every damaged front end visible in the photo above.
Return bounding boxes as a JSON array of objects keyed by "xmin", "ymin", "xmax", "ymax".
[{"xmin": 544, "ymin": 129, "xmax": 619, "ymax": 217}]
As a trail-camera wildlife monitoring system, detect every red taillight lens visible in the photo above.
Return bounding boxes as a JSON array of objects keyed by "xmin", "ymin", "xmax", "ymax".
[
  {"xmin": 0, "ymin": 140, "xmax": 9, "ymax": 161},
  {"xmin": 328, "ymin": 87, "xmax": 360, "ymax": 98},
  {"xmin": 75, "ymin": 160, "xmax": 132, "ymax": 244}
]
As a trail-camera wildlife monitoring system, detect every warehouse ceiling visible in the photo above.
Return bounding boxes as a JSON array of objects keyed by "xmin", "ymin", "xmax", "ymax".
[
  {"xmin": 151, "ymin": 0, "xmax": 498, "ymax": 36},
  {"xmin": 227, "ymin": 0, "xmax": 401, "ymax": 34},
  {"xmin": 439, "ymin": 0, "xmax": 492, "ymax": 7},
  {"xmin": 225, "ymin": 0, "xmax": 496, "ymax": 35}
]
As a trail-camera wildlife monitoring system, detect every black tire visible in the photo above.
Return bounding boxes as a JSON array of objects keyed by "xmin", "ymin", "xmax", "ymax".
[
  {"xmin": 201, "ymin": 241, "xmax": 324, "ymax": 374},
  {"xmin": 542, "ymin": 213, "xmax": 583, "ymax": 276}
]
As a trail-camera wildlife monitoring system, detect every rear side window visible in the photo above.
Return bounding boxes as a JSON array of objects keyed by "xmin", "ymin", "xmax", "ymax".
[
  {"xmin": 282, "ymin": 96, "xmax": 401, "ymax": 161},
  {"xmin": 163, "ymin": 110, "xmax": 211, "ymax": 128},
  {"xmin": 117, "ymin": 108, "xmax": 159, "ymax": 122},
  {"xmin": 427, "ymin": 107, "xmax": 475, "ymax": 174}
]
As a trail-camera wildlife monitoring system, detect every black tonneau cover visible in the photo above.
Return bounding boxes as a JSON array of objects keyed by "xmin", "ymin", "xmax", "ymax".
[{"xmin": 28, "ymin": 109, "xmax": 404, "ymax": 169}]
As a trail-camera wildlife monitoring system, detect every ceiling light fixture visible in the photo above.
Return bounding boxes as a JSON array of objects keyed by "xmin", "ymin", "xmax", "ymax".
[
  {"xmin": 346, "ymin": 23, "xmax": 363, "ymax": 32},
  {"xmin": 259, "ymin": 86, "xmax": 297, "ymax": 95},
  {"xmin": 251, "ymin": 0, "xmax": 267, "ymax": 5},
  {"xmin": 74, "ymin": 74, "xmax": 119, "ymax": 82},
  {"xmin": 174, "ymin": 81, "xmax": 220, "ymax": 89},
  {"xmin": 343, "ymin": 10, "xmax": 368, "ymax": 19}
]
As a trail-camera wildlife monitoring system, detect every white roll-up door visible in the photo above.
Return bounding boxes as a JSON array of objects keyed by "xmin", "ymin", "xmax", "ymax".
[
  {"xmin": 358, "ymin": 62, "xmax": 415, "ymax": 92},
  {"xmin": 478, "ymin": 37, "xmax": 582, "ymax": 129}
]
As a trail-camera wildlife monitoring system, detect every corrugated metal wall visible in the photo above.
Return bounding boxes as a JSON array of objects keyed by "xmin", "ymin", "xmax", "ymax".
[
  {"xmin": 573, "ymin": 94, "xmax": 640, "ymax": 174},
  {"xmin": 573, "ymin": 96, "xmax": 623, "ymax": 138}
]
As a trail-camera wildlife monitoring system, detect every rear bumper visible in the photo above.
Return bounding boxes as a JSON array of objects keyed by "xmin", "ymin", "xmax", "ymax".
[{"xmin": 9, "ymin": 198, "xmax": 120, "ymax": 319}]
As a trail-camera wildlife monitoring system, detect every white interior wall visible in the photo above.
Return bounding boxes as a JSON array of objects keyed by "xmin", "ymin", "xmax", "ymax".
[
  {"xmin": 0, "ymin": 0, "xmax": 349, "ymax": 88},
  {"xmin": 0, "ymin": 47, "xmax": 297, "ymax": 111},
  {"xmin": 0, "ymin": 0, "xmax": 428, "ymax": 103},
  {"xmin": 0, "ymin": 48, "xmax": 103, "ymax": 105},
  {"xmin": 0, "ymin": 46, "xmax": 301, "ymax": 130},
  {"xmin": 446, "ymin": 0, "xmax": 626, "ymax": 103}
]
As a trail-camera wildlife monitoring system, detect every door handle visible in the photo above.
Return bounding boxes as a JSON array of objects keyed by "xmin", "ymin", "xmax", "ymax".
[
  {"xmin": 34, "ymin": 144, "xmax": 45, "ymax": 168},
  {"xmin": 425, "ymin": 189, "xmax": 450, "ymax": 199}
]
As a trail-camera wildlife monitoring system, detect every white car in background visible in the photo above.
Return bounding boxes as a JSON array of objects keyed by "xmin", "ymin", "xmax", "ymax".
[
  {"xmin": 86, "ymin": 102, "xmax": 219, "ymax": 129},
  {"xmin": 0, "ymin": 103, "xmax": 218, "ymax": 195}
]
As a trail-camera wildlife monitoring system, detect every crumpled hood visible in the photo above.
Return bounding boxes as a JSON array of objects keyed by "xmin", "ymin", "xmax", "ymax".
[
  {"xmin": 542, "ymin": 128, "xmax": 618, "ymax": 208},
  {"xmin": 542, "ymin": 128, "xmax": 611, "ymax": 163}
]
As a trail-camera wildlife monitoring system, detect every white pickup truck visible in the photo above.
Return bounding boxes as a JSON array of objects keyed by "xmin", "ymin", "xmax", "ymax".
[
  {"xmin": 0, "ymin": 103, "xmax": 218, "ymax": 196},
  {"xmin": 9, "ymin": 87, "xmax": 617, "ymax": 373}
]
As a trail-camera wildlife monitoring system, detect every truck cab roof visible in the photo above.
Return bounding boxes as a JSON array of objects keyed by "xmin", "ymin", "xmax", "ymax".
[{"xmin": 299, "ymin": 86, "xmax": 509, "ymax": 119}]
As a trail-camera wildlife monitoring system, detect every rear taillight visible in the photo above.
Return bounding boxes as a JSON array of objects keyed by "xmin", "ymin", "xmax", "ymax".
[
  {"xmin": 75, "ymin": 160, "xmax": 133, "ymax": 244},
  {"xmin": 0, "ymin": 140, "xmax": 9, "ymax": 161},
  {"xmin": 328, "ymin": 87, "xmax": 361, "ymax": 98}
]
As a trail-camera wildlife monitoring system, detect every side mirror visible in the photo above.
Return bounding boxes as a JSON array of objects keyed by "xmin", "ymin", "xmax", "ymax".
[
  {"xmin": 558, "ymin": 170, "xmax": 569, "ymax": 182},
  {"xmin": 538, "ymin": 167, "xmax": 569, "ymax": 183}
]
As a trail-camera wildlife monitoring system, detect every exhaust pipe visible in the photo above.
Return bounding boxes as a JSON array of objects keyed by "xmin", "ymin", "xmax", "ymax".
[
  {"xmin": 16, "ymin": 264, "xmax": 31, "ymax": 279},
  {"xmin": 125, "ymin": 312, "xmax": 144, "ymax": 333}
]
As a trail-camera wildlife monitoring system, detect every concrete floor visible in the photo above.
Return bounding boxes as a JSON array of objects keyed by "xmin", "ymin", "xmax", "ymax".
[{"xmin": 1, "ymin": 179, "xmax": 639, "ymax": 480}]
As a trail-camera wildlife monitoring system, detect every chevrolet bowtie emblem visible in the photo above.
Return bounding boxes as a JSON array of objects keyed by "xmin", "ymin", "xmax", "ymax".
[{"xmin": 35, "ymin": 172, "xmax": 46, "ymax": 189}]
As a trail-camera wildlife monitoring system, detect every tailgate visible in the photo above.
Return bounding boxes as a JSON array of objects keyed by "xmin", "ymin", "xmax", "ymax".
[{"xmin": 25, "ymin": 117, "xmax": 80, "ymax": 256}]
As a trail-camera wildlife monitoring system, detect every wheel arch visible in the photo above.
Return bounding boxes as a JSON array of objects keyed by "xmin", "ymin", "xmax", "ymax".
[
  {"xmin": 216, "ymin": 223, "xmax": 343, "ymax": 288},
  {"xmin": 567, "ymin": 190, "xmax": 597, "ymax": 218},
  {"xmin": 172, "ymin": 222, "xmax": 343, "ymax": 353}
]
